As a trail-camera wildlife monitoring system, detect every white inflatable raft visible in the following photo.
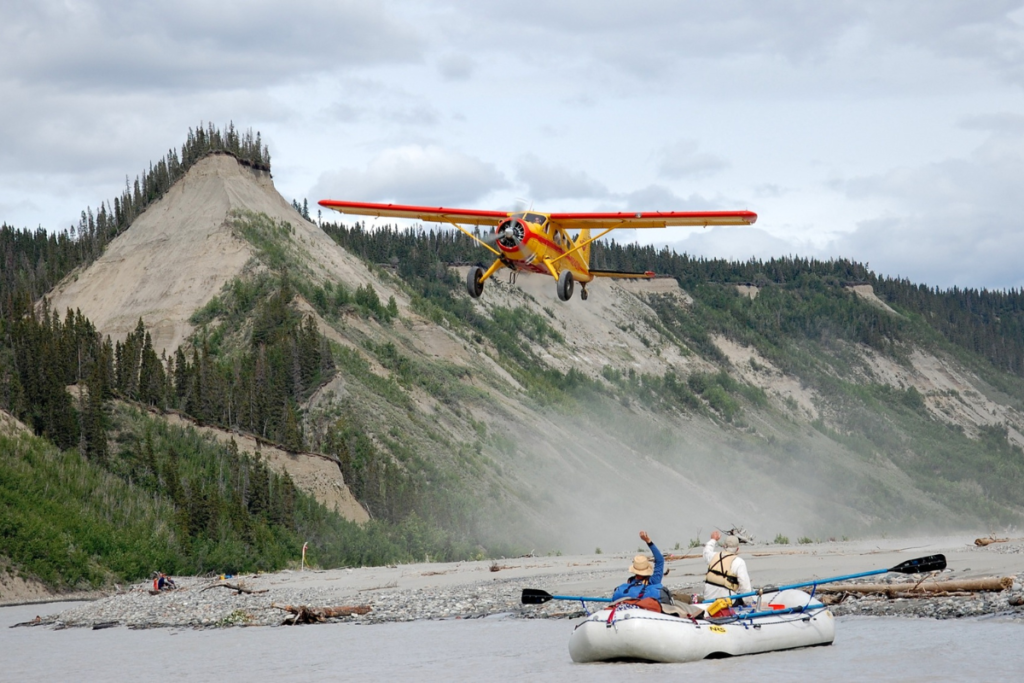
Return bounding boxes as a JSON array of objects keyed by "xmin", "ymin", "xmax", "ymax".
[{"xmin": 568, "ymin": 589, "xmax": 835, "ymax": 664}]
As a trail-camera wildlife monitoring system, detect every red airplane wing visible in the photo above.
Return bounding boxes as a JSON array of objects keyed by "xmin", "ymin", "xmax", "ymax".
[
  {"xmin": 318, "ymin": 200, "xmax": 508, "ymax": 227},
  {"xmin": 549, "ymin": 210, "xmax": 757, "ymax": 231}
]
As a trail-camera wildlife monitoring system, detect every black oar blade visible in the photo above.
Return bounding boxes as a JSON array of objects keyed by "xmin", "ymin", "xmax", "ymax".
[
  {"xmin": 890, "ymin": 554, "xmax": 946, "ymax": 574},
  {"xmin": 521, "ymin": 589, "xmax": 554, "ymax": 605}
]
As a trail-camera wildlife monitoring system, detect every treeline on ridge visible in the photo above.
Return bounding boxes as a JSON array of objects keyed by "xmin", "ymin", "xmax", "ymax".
[{"xmin": 0, "ymin": 122, "xmax": 269, "ymax": 317}]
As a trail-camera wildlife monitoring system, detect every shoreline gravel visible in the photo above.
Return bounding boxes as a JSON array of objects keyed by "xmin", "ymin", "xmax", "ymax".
[{"xmin": 11, "ymin": 537, "xmax": 1024, "ymax": 630}]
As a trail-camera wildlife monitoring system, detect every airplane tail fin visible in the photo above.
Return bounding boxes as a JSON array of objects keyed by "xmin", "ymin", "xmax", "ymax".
[{"xmin": 577, "ymin": 228, "xmax": 591, "ymax": 267}]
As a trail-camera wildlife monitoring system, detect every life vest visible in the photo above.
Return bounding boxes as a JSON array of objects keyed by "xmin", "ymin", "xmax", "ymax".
[
  {"xmin": 624, "ymin": 577, "xmax": 653, "ymax": 599},
  {"xmin": 613, "ymin": 577, "xmax": 670, "ymax": 604},
  {"xmin": 705, "ymin": 550, "xmax": 739, "ymax": 591}
]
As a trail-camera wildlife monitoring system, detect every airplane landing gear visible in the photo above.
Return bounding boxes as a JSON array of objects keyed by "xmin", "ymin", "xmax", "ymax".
[
  {"xmin": 557, "ymin": 270, "xmax": 575, "ymax": 301},
  {"xmin": 580, "ymin": 285, "xmax": 589, "ymax": 301},
  {"xmin": 467, "ymin": 266, "xmax": 484, "ymax": 298}
]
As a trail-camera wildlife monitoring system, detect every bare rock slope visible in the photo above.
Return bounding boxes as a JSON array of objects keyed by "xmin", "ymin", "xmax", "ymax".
[{"xmin": 46, "ymin": 154, "xmax": 387, "ymax": 357}]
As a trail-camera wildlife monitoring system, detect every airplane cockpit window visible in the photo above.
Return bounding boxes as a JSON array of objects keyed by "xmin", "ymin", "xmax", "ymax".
[{"xmin": 525, "ymin": 213, "xmax": 547, "ymax": 226}]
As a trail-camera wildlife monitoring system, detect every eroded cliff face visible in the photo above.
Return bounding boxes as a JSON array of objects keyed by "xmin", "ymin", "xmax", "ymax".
[
  {"xmin": 44, "ymin": 154, "xmax": 399, "ymax": 357},
  {"xmin": 46, "ymin": 155, "xmax": 256, "ymax": 356}
]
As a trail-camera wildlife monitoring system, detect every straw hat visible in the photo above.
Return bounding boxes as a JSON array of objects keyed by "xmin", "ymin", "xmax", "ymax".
[
  {"xmin": 629, "ymin": 554, "xmax": 654, "ymax": 577},
  {"xmin": 722, "ymin": 535, "xmax": 740, "ymax": 549}
]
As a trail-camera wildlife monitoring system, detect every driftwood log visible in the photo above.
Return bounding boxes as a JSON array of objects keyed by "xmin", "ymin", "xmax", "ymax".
[
  {"xmin": 819, "ymin": 591, "xmax": 980, "ymax": 605},
  {"xmin": 820, "ymin": 576, "xmax": 1013, "ymax": 595},
  {"xmin": 273, "ymin": 603, "xmax": 372, "ymax": 625},
  {"xmin": 201, "ymin": 581, "xmax": 268, "ymax": 595},
  {"xmin": 975, "ymin": 537, "xmax": 1010, "ymax": 546}
]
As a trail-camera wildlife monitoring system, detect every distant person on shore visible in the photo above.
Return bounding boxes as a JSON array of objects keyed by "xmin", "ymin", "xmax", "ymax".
[
  {"xmin": 153, "ymin": 572, "xmax": 177, "ymax": 591},
  {"xmin": 611, "ymin": 530, "xmax": 666, "ymax": 612},
  {"xmin": 703, "ymin": 530, "xmax": 751, "ymax": 602}
]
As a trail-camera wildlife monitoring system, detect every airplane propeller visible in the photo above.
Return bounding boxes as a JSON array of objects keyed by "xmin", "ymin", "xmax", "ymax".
[
  {"xmin": 482, "ymin": 227, "xmax": 510, "ymax": 245},
  {"xmin": 481, "ymin": 199, "xmax": 530, "ymax": 246}
]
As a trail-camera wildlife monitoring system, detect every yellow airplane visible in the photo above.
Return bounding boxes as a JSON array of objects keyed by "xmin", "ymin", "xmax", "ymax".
[{"xmin": 318, "ymin": 200, "xmax": 757, "ymax": 301}]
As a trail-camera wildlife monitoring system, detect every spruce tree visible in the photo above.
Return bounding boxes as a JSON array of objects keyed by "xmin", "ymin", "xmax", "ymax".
[{"xmin": 173, "ymin": 346, "xmax": 188, "ymax": 408}]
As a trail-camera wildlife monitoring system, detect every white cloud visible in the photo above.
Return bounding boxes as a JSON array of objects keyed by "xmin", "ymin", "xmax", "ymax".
[
  {"xmin": 827, "ymin": 211, "xmax": 1024, "ymax": 289},
  {"xmin": 435, "ymin": 1, "xmax": 1024, "ymax": 96},
  {"xmin": 820, "ymin": 128, "xmax": 1024, "ymax": 288},
  {"xmin": 381, "ymin": 105, "xmax": 441, "ymax": 126},
  {"xmin": 0, "ymin": 0, "xmax": 423, "ymax": 91},
  {"xmin": 325, "ymin": 102, "xmax": 364, "ymax": 124},
  {"xmin": 616, "ymin": 185, "xmax": 724, "ymax": 213},
  {"xmin": 754, "ymin": 184, "xmax": 789, "ymax": 199},
  {"xmin": 515, "ymin": 154, "xmax": 608, "ymax": 201},
  {"xmin": 633, "ymin": 123, "xmax": 1024, "ymax": 290},
  {"xmin": 311, "ymin": 145, "xmax": 510, "ymax": 206},
  {"xmin": 662, "ymin": 227, "xmax": 803, "ymax": 263},
  {"xmin": 437, "ymin": 53, "xmax": 476, "ymax": 81},
  {"xmin": 656, "ymin": 140, "xmax": 729, "ymax": 180},
  {"xmin": 959, "ymin": 111, "xmax": 1024, "ymax": 135}
]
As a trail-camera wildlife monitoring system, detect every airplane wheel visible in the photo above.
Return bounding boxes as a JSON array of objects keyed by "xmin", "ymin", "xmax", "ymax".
[
  {"xmin": 581, "ymin": 287, "xmax": 589, "ymax": 301},
  {"xmin": 557, "ymin": 270, "xmax": 575, "ymax": 301},
  {"xmin": 467, "ymin": 266, "xmax": 485, "ymax": 298}
]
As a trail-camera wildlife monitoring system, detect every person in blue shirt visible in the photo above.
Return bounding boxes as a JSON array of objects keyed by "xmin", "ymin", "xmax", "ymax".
[{"xmin": 612, "ymin": 530, "xmax": 665, "ymax": 606}]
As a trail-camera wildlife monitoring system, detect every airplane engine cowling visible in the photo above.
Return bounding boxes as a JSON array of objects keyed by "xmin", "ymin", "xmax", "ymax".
[{"xmin": 496, "ymin": 218, "xmax": 526, "ymax": 250}]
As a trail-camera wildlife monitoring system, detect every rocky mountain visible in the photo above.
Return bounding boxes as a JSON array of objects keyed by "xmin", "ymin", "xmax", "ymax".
[{"xmin": 30, "ymin": 148, "xmax": 1024, "ymax": 555}]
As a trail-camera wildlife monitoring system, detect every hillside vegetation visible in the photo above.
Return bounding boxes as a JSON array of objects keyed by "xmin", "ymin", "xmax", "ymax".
[{"xmin": 1, "ymin": 405, "xmax": 480, "ymax": 591}]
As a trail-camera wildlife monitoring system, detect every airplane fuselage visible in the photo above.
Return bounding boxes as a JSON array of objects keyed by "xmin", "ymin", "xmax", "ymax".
[{"xmin": 495, "ymin": 212, "xmax": 593, "ymax": 282}]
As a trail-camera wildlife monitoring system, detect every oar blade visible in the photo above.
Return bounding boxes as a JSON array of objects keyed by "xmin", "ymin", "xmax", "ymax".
[
  {"xmin": 521, "ymin": 588, "xmax": 554, "ymax": 605},
  {"xmin": 890, "ymin": 554, "xmax": 946, "ymax": 574}
]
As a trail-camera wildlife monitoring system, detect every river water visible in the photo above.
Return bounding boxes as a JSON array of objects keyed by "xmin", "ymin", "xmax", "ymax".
[{"xmin": 2, "ymin": 603, "xmax": 1022, "ymax": 682}]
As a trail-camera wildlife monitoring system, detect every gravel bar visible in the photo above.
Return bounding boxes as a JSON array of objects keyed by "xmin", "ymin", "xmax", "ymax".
[{"xmin": 18, "ymin": 539, "xmax": 1024, "ymax": 629}]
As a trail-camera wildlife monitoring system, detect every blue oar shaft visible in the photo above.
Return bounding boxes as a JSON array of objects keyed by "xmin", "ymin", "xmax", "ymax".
[
  {"xmin": 732, "ymin": 604, "xmax": 827, "ymax": 620},
  {"xmin": 550, "ymin": 594, "xmax": 614, "ymax": 603},
  {"xmin": 552, "ymin": 569, "xmax": 889, "ymax": 605},
  {"xmin": 703, "ymin": 567, "xmax": 889, "ymax": 603}
]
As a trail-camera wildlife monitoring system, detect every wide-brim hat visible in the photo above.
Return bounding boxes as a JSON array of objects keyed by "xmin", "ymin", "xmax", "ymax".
[{"xmin": 629, "ymin": 554, "xmax": 654, "ymax": 576}]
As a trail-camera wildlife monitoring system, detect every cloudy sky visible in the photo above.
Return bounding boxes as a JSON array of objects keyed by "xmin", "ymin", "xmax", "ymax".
[{"xmin": 2, "ymin": 1, "xmax": 1023, "ymax": 290}]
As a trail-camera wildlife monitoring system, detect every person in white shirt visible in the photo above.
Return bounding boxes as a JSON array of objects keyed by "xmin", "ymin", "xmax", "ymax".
[{"xmin": 702, "ymin": 530, "xmax": 752, "ymax": 601}]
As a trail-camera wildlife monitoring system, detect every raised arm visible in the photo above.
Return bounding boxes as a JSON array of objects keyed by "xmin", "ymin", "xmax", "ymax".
[
  {"xmin": 639, "ymin": 531, "xmax": 665, "ymax": 585},
  {"xmin": 702, "ymin": 529, "xmax": 723, "ymax": 561}
]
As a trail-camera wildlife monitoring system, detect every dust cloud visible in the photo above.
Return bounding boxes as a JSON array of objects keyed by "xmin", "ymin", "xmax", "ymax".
[{"xmin": 476, "ymin": 395, "xmax": 976, "ymax": 555}]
